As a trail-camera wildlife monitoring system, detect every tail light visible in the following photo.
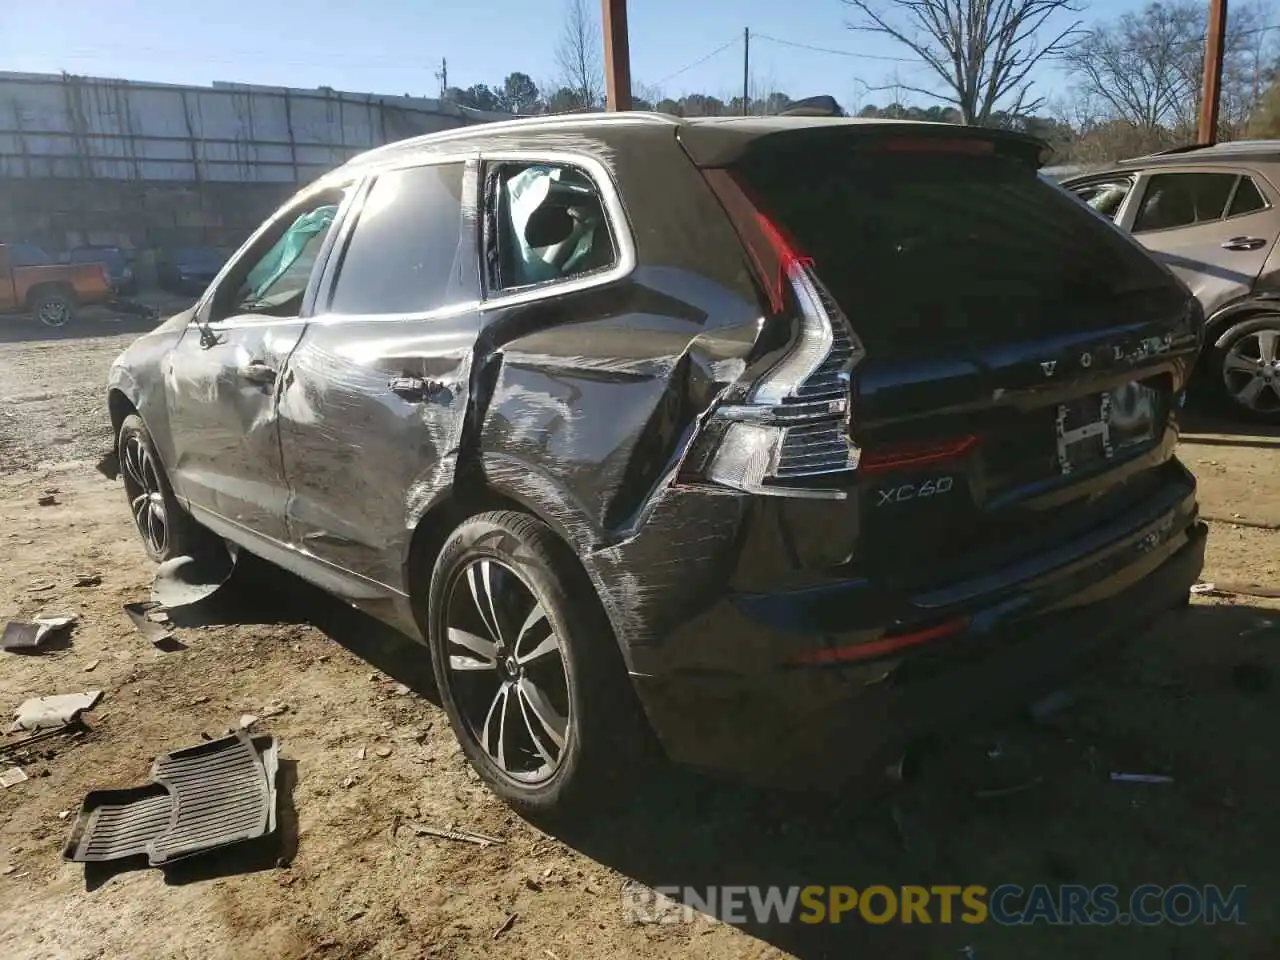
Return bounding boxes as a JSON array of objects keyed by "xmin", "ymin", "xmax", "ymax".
[{"xmin": 693, "ymin": 170, "xmax": 864, "ymax": 499}]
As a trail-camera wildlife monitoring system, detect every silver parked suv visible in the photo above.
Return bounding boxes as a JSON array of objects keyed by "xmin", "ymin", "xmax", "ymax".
[{"xmin": 1065, "ymin": 141, "xmax": 1280, "ymax": 422}]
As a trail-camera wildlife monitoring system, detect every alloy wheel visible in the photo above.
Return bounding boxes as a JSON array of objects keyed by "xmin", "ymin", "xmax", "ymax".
[
  {"xmin": 121, "ymin": 435, "xmax": 169, "ymax": 555},
  {"xmin": 37, "ymin": 299, "xmax": 70, "ymax": 327},
  {"xmin": 1222, "ymin": 328, "xmax": 1280, "ymax": 413},
  {"xmin": 444, "ymin": 558, "xmax": 571, "ymax": 784}
]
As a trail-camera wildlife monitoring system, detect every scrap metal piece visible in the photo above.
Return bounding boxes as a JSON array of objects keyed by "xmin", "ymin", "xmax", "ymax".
[
  {"xmin": 62, "ymin": 731, "xmax": 279, "ymax": 865},
  {"xmin": 0, "ymin": 767, "xmax": 28, "ymax": 788},
  {"xmin": 10, "ymin": 691, "xmax": 102, "ymax": 732},
  {"xmin": 405, "ymin": 821, "xmax": 505, "ymax": 847},
  {"xmin": 123, "ymin": 602, "xmax": 180, "ymax": 649}
]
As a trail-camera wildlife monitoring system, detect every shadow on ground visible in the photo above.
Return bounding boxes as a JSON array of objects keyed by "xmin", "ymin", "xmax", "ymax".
[
  {"xmin": 172, "ymin": 559, "xmax": 1280, "ymax": 957},
  {"xmin": 552, "ymin": 602, "xmax": 1280, "ymax": 958},
  {"xmin": 176, "ymin": 552, "xmax": 438, "ymax": 699},
  {"xmin": 0, "ymin": 313, "xmax": 162, "ymax": 345},
  {"xmin": 1180, "ymin": 406, "xmax": 1280, "ymax": 445}
]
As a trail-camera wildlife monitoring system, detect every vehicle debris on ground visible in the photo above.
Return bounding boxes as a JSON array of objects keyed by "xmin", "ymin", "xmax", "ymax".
[
  {"xmin": 1, "ymin": 615, "xmax": 77, "ymax": 652},
  {"xmin": 10, "ymin": 691, "xmax": 102, "ymax": 732}
]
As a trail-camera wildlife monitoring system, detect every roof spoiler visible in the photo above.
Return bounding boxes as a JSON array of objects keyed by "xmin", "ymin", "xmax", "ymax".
[{"xmin": 779, "ymin": 95, "xmax": 844, "ymax": 118}]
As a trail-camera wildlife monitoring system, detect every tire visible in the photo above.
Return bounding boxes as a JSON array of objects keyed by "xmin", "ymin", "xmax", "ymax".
[
  {"xmin": 427, "ymin": 510, "xmax": 654, "ymax": 819},
  {"xmin": 117, "ymin": 414, "xmax": 206, "ymax": 562},
  {"xmin": 32, "ymin": 289, "xmax": 75, "ymax": 328},
  {"xmin": 1205, "ymin": 314, "xmax": 1280, "ymax": 423}
]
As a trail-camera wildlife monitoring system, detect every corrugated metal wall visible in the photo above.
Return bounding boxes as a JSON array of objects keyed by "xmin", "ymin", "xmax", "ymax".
[{"xmin": 0, "ymin": 72, "xmax": 508, "ymax": 183}]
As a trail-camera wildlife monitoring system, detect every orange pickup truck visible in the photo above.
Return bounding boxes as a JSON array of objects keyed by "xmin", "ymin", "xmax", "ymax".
[{"xmin": 0, "ymin": 241, "xmax": 114, "ymax": 327}]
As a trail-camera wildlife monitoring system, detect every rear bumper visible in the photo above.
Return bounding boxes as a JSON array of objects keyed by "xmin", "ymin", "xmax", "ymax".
[{"xmin": 628, "ymin": 502, "xmax": 1206, "ymax": 789}]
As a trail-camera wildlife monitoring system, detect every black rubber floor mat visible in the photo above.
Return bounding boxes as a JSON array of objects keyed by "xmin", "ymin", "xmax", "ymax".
[{"xmin": 63, "ymin": 731, "xmax": 279, "ymax": 865}]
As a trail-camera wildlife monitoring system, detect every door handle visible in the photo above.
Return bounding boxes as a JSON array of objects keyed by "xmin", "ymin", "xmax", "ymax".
[
  {"xmin": 389, "ymin": 376, "xmax": 453, "ymax": 403},
  {"xmin": 1221, "ymin": 236, "xmax": 1266, "ymax": 251},
  {"xmin": 237, "ymin": 361, "xmax": 278, "ymax": 385}
]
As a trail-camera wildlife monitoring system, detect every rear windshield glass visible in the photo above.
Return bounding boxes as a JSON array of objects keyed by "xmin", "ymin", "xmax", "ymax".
[{"xmin": 736, "ymin": 151, "xmax": 1175, "ymax": 355}]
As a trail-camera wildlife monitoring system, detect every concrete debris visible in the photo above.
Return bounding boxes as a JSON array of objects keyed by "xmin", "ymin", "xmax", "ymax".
[
  {"xmin": 261, "ymin": 701, "xmax": 289, "ymax": 718},
  {"xmin": 375, "ymin": 746, "xmax": 392, "ymax": 759},
  {"xmin": 9, "ymin": 691, "xmax": 102, "ymax": 732},
  {"xmin": 83, "ymin": 660, "xmax": 100, "ymax": 672},
  {"xmin": 239, "ymin": 714, "xmax": 259, "ymax": 729}
]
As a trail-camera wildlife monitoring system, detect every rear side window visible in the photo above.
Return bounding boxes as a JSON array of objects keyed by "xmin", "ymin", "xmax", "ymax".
[
  {"xmin": 1070, "ymin": 178, "xmax": 1132, "ymax": 221},
  {"xmin": 1133, "ymin": 172, "xmax": 1237, "ymax": 232},
  {"xmin": 9, "ymin": 242, "xmax": 52, "ymax": 267},
  {"xmin": 329, "ymin": 163, "xmax": 467, "ymax": 315},
  {"xmin": 1228, "ymin": 177, "xmax": 1268, "ymax": 217},
  {"xmin": 735, "ymin": 150, "xmax": 1174, "ymax": 355},
  {"xmin": 486, "ymin": 161, "xmax": 617, "ymax": 291}
]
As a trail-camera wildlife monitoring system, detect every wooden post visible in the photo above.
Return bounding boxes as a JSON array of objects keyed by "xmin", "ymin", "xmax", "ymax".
[
  {"xmin": 1197, "ymin": 0, "xmax": 1228, "ymax": 145},
  {"xmin": 602, "ymin": 0, "xmax": 631, "ymax": 111}
]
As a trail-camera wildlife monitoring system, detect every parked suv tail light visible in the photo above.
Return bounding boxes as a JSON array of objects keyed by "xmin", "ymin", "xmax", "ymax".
[{"xmin": 696, "ymin": 170, "xmax": 864, "ymax": 499}]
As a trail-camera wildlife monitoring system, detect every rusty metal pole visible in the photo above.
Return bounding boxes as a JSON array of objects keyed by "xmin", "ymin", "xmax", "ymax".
[
  {"xmin": 1197, "ymin": 0, "xmax": 1228, "ymax": 145},
  {"xmin": 602, "ymin": 0, "xmax": 632, "ymax": 111}
]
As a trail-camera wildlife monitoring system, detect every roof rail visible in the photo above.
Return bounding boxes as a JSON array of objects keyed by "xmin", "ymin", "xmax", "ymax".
[{"xmin": 1121, "ymin": 143, "xmax": 1208, "ymax": 162}]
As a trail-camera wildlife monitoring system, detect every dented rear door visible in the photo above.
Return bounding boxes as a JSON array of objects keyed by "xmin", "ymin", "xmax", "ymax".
[{"xmin": 277, "ymin": 159, "xmax": 480, "ymax": 589}]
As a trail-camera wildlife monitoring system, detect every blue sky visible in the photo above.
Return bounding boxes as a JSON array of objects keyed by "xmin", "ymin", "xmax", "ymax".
[{"xmin": 0, "ymin": 0, "xmax": 1163, "ymax": 110}]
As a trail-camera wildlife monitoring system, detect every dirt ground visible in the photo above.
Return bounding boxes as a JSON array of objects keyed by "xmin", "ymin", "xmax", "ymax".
[{"xmin": 2, "ymin": 314, "xmax": 1279, "ymax": 959}]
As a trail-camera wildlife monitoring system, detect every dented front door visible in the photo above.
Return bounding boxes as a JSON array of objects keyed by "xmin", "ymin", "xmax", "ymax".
[
  {"xmin": 277, "ymin": 160, "xmax": 479, "ymax": 588},
  {"xmin": 165, "ymin": 316, "xmax": 303, "ymax": 540}
]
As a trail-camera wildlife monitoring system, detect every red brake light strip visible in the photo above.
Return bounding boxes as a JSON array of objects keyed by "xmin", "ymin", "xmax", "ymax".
[
  {"xmin": 859, "ymin": 435, "xmax": 979, "ymax": 476},
  {"xmin": 793, "ymin": 616, "xmax": 969, "ymax": 666}
]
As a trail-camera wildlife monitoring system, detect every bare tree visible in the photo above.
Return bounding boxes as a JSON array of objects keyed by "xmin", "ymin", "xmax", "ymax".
[
  {"xmin": 554, "ymin": 0, "xmax": 604, "ymax": 109},
  {"xmin": 1061, "ymin": 1, "xmax": 1280, "ymax": 141},
  {"xmin": 843, "ymin": 0, "xmax": 1083, "ymax": 125}
]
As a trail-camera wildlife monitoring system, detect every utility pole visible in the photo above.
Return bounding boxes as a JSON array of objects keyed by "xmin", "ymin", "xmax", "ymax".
[
  {"xmin": 435, "ymin": 58, "xmax": 448, "ymax": 100},
  {"xmin": 602, "ymin": 0, "xmax": 632, "ymax": 111},
  {"xmin": 1197, "ymin": 0, "xmax": 1228, "ymax": 144},
  {"xmin": 742, "ymin": 28, "xmax": 750, "ymax": 115}
]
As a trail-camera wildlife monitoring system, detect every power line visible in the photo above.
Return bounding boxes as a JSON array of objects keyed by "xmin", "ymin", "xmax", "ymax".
[
  {"xmin": 753, "ymin": 33, "xmax": 917, "ymax": 63},
  {"xmin": 653, "ymin": 38, "xmax": 741, "ymax": 88}
]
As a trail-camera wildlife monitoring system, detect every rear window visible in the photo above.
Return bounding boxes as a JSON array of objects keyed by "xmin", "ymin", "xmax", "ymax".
[{"xmin": 734, "ymin": 151, "xmax": 1175, "ymax": 355}]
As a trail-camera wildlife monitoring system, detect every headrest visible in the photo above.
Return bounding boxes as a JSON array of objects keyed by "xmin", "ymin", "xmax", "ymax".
[{"xmin": 524, "ymin": 203, "xmax": 576, "ymax": 248}]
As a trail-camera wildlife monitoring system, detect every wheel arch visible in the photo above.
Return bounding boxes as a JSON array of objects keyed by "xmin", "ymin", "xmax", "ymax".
[
  {"xmin": 107, "ymin": 388, "xmax": 140, "ymax": 446},
  {"xmin": 1205, "ymin": 293, "xmax": 1280, "ymax": 350},
  {"xmin": 403, "ymin": 453, "xmax": 606, "ymax": 636},
  {"xmin": 24, "ymin": 281, "xmax": 77, "ymax": 311}
]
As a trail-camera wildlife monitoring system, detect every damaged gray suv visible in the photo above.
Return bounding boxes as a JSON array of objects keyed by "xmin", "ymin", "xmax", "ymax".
[{"xmin": 107, "ymin": 113, "xmax": 1208, "ymax": 815}]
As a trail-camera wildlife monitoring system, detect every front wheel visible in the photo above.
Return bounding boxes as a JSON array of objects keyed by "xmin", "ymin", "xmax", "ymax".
[
  {"xmin": 117, "ymin": 414, "xmax": 205, "ymax": 562},
  {"xmin": 1207, "ymin": 314, "xmax": 1280, "ymax": 422},
  {"xmin": 427, "ymin": 511, "xmax": 653, "ymax": 818}
]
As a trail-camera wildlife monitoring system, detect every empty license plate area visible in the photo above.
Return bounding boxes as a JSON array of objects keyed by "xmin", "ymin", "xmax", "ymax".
[{"xmin": 1056, "ymin": 380, "xmax": 1160, "ymax": 475}]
